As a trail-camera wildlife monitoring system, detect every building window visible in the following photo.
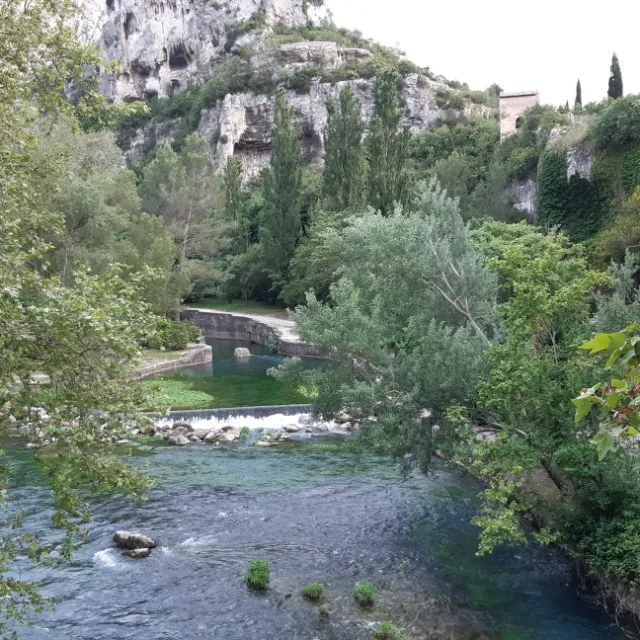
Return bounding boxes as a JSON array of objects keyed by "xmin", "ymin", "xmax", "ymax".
[{"xmin": 515, "ymin": 116, "xmax": 524, "ymax": 130}]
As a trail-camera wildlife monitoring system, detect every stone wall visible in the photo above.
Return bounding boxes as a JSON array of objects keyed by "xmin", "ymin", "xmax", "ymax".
[
  {"xmin": 180, "ymin": 310, "xmax": 320, "ymax": 357},
  {"xmin": 133, "ymin": 342, "xmax": 213, "ymax": 379},
  {"xmin": 499, "ymin": 91, "xmax": 540, "ymax": 138}
]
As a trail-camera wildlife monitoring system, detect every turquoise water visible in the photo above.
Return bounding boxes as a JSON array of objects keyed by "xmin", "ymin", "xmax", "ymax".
[{"xmin": 9, "ymin": 442, "xmax": 631, "ymax": 639}]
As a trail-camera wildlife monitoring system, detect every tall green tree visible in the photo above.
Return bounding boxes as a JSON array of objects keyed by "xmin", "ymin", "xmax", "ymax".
[
  {"xmin": 223, "ymin": 155, "xmax": 249, "ymax": 253},
  {"xmin": 260, "ymin": 90, "xmax": 302, "ymax": 289},
  {"xmin": 608, "ymin": 53, "xmax": 623, "ymax": 99},
  {"xmin": 140, "ymin": 133, "xmax": 223, "ymax": 276},
  {"xmin": 366, "ymin": 69, "xmax": 413, "ymax": 215},
  {"xmin": 280, "ymin": 183, "xmax": 499, "ymax": 470},
  {"xmin": 322, "ymin": 85, "xmax": 366, "ymax": 211},
  {"xmin": 575, "ymin": 79, "xmax": 582, "ymax": 108}
]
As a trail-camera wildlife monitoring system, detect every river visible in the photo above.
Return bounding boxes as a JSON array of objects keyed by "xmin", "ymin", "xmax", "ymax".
[
  {"xmin": 10, "ymin": 439, "xmax": 630, "ymax": 639},
  {"xmin": 9, "ymin": 339, "xmax": 635, "ymax": 639}
]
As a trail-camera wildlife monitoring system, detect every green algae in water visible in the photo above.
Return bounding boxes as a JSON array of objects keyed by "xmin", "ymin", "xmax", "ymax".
[
  {"xmin": 469, "ymin": 584, "xmax": 513, "ymax": 607},
  {"xmin": 139, "ymin": 372, "xmax": 311, "ymax": 410}
]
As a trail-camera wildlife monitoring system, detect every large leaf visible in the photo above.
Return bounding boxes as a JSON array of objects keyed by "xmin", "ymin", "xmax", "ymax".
[
  {"xmin": 572, "ymin": 395, "xmax": 602, "ymax": 422},
  {"xmin": 580, "ymin": 333, "xmax": 614, "ymax": 354},
  {"xmin": 591, "ymin": 431, "xmax": 615, "ymax": 460}
]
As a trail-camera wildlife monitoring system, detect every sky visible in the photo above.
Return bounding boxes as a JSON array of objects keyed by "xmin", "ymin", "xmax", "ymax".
[{"xmin": 328, "ymin": 0, "xmax": 640, "ymax": 106}]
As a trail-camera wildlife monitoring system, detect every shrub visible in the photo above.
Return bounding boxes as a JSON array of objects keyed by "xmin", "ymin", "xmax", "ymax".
[
  {"xmin": 318, "ymin": 604, "xmax": 330, "ymax": 618},
  {"xmin": 246, "ymin": 559, "xmax": 271, "ymax": 589},
  {"xmin": 240, "ymin": 426, "xmax": 251, "ymax": 441},
  {"xmin": 225, "ymin": 11, "xmax": 266, "ymax": 52},
  {"xmin": 142, "ymin": 319, "xmax": 201, "ymax": 351},
  {"xmin": 286, "ymin": 67, "xmax": 320, "ymax": 93},
  {"xmin": 302, "ymin": 582, "xmax": 325, "ymax": 600},
  {"xmin": 353, "ymin": 580, "xmax": 377, "ymax": 606},
  {"xmin": 373, "ymin": 621, "xmax": 410, "ymax": 640},
  {"xmin": 434, "ymin": 88, "xmax": 465, "ymax": 111},
  {"xmin": 591, "ymin": 94, "xmax": 640, "ymax": 151}
]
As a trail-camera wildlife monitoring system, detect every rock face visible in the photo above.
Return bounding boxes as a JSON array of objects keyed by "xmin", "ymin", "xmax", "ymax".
[
  {"xmin": 113, "ymin": 530, "xmax": 158, "ymax": 550},
  {"xmin": 126, "ymin": 73, "xmax": 465, "ymax": 175},
  {"xmin": 83, "ymin": 0, "xmax": 482, "ymax": 174},
  {"xmin": 82, "ymin": 0, "xmax": 331, "ymax": 103},
  {"xmin": 505, "ymin": 178, "xmax": 538, "ymax": 221},
  {"xmin": 566, "ymin": 140, "xmax": 595, "ymax": 179}
]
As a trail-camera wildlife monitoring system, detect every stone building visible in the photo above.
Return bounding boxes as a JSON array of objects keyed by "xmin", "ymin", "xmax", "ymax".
[{"xmin": 499, "ymin": 90, "xmax": 540, "ymax": 137}]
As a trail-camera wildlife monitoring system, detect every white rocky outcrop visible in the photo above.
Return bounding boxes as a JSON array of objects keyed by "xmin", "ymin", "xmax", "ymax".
[
  {"xmin": 81, "ymin": 0, "xmax": 331, "ymax": 102},
  {"xmin": 193, "ymin": 74, "xmax": 452, "ymax": 176}
]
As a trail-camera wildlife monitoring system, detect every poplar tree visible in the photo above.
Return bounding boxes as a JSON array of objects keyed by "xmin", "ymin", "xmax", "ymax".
[
  {"xmin": 323, "ymin": 85, "xmax": 366, "ymax": 211},
  {"xmin": 608, "ymin": 53, "xmax": 623, "ymax": 99},
  {"xmin": 260, "ymin": 90, "xmax": 302, "ymax": 288},
  {"xmin": 575, "ymin": 79, "xmax": 582, "ymax": 108},
  {"xmin": 223, "ymin": 155, "xmax": 249, "ymax": 252},
  {"xmin": 366, "ymin": 69, "xmax": 413, "ymax": 215}
]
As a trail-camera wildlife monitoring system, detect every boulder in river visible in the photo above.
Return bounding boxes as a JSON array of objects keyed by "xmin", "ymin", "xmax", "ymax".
[
  {"xmin": 122, "ymin": 548, "xmax": 152, "ymax": 559},
  {"xmin": 172, "ymin": 421, "xmax": 194, "ymax": 432},
  {"xmin": 233, "ymin": 347, "xmax": 251, "ymax": 359},
  {"xmin": 167, "ymin": 433, "xmax": 190, "ymax": 446},
  {"xmin": 113, "ymin": 530, "xmax": 157, "ymax": 550}
]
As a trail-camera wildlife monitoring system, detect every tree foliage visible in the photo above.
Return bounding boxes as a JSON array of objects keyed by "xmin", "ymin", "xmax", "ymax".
[
  {"xmin": 283, "ymin": 183, "xmax": 497, "ymax": 471},
  {"xmin": 608, "ymin": 53, "xmax": 623, "ymax": 100},
  {"xmin": 140, "ymin": 133, "xmax": 223, "ymax": 281},
  {"xmin": 0, "ymin": 2, "xmax": 172, "ymax": 633},
  {"xmin": 366, "ymin": 70, "xmax": 414, "ymax": 215},
  {"xmin": 322, "ymin": 85, "xmax": 366, "ymax": 211},
  {"xmin": 575, "ymin": 79, "xmax": 582, "ymax": 108},
  {"xmin": 260, "ymin": 90, "xmax": 303, "ymax": 290}
]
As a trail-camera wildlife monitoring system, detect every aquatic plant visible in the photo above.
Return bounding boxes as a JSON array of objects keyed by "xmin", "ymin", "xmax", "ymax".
[
  {"xmin": 240, "ymin": 426, "xmax": 251, "ymax": 441},
  {"xmin": 245, "ymin": 559, "xmax": 271, "ymax": 589},
  {"xmin": 353, "ymin": 580, "xmax": 377, "ymax": 606},
  {"xmin": 373, "ymin": 621, "xmax": 410, "ymax": 640},
  {"xmin": 302, "ymin": 582, "xmax": 325, "ymax": 600}
]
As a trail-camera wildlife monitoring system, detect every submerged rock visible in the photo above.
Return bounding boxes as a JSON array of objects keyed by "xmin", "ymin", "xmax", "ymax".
[
  {"xmin": 234, "ymin": 347, "xmax": 252, "ymax": 359},
  {"xmin": 122, "ymin": 547, "xmax": 152, "ymax": 559},
  {"xmin": 113, "ymin": 531, "xmax": 157, "ymax": 550},
  {"xmin": 255, "ymin": 441, "xmax": 272, "ymax": 447},
  {"xmin": 283, "ymin": 424, "xmax": 300, "ymax": 433}
]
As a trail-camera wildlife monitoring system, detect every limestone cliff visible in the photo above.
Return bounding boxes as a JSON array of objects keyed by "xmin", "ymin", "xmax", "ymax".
[
  {"xmin": 80, "ymin": 0, "xmax": 483, "ymax": 172},
  {"xmin": 85, "ymin": 0, "xmax": 331, "ymax": 103}
]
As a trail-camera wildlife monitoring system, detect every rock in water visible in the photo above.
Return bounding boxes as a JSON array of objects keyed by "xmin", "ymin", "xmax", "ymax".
[
  {"xmin": 167, "ymin": 434, "xmax": 190, "ymax": 446},
  {"xmin": 122, "ymin": 548, "xmax": 152, "ymax": 559},
  {"xmin": 113, "ymin": 531, "xmax": 157, "ymax": 550},
  {"xmin": 234, "ymin": 347, "xmax": 251, "ymax": 359},
  {"xmin": 172, "ymin": 421, "xmax": 194, "ymax": 432}
]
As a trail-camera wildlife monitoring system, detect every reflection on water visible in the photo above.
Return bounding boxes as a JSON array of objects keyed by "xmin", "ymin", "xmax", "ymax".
[{"xmin": 9, "ymin": 443, "xmax": 630, "ymax": 640}]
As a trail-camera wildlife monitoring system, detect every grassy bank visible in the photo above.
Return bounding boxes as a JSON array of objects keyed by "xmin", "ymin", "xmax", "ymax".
[{"xmin": 138, "ymin": 372, "xmax": 310, "ymax": 410}]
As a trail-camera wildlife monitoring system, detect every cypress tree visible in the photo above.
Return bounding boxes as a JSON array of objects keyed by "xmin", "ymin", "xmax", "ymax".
[
  {"xmin": 322, "ymin": 85, "xmax": 366, "ymax": 211},
  {"xmin": 366, "ymin": 69, "xmax": 413, "ymax": 215},
  {"xmin": 575, "ymin": 79, "xmax": 582, "ymax": 107},
  {"xmin": 608, "ymin": 53, "xmax": 623, "ymax": 99},
  {"xmin": 260, "ymin": 90, "xmax": 302, "ymax": 289}
]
